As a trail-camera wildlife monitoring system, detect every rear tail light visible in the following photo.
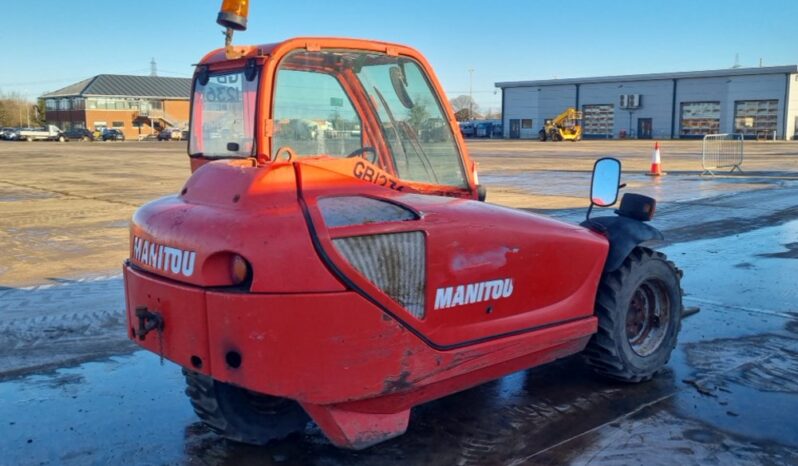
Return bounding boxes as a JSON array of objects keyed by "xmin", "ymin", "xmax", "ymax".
[{"xmin": 230, "ymin": 254, "xmax": 251, "ymax": 285}]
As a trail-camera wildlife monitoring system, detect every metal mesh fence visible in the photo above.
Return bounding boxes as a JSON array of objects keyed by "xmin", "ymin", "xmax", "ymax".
[{"xmin": 701, "ymin": 133, "xmax": 744, "ymax": 175}]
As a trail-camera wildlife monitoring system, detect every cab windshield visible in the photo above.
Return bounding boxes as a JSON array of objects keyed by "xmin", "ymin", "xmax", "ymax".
[
  {"xmin": 273, "ymin": 50, "xmax": 467, "ymax": 188},
  {"xmin": 189, "ymin": 69, "xmax": 258, "ymax": 158}
]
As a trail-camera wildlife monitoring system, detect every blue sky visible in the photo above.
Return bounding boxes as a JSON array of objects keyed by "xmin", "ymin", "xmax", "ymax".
[{"xmin": 1, "ymin": 0, "xmax": 795, "ymax": 112}]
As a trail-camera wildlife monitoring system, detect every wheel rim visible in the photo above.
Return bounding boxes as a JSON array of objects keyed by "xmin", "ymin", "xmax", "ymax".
[{"xmin": 625, "ymin": 278, "xmax": 671, "ymax": 357}]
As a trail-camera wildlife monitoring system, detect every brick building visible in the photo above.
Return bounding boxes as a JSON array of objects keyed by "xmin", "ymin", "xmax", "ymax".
[{"xmin": 42, "ymin": 75, "xmax": 191, "ymax": 139}]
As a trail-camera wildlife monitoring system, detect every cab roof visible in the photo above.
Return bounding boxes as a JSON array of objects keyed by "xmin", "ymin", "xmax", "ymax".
[{"xmin": 198, "ymin": 37, "xmax": 426, "ymax": 66}]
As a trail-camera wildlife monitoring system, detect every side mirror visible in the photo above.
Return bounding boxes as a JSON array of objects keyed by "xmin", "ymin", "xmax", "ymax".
[{"xmin": 590, "ymin": 157, "xmax": 621, "ymax": 207}]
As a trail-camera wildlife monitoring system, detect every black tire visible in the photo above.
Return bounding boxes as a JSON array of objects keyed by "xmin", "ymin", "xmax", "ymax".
[
  {"xmin": 584, "ymin": 247, "xmax": 683, "ymax": 382},
  {"xmin": 183, "ymin": 369, "xmax": 309, "ymax": 445},
  {"xmin": 538, "ymin": 130, "xmax": 547, "ymax": 142}
]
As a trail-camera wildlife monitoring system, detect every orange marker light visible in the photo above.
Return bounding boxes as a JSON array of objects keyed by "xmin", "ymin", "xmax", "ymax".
[
  {"xmin": 230, "ymin": 254, "xmax": 250, "ymax": 285},
  {"xmin": 218, "ymin": 0, "xmax": 249, "ymax": 31}
]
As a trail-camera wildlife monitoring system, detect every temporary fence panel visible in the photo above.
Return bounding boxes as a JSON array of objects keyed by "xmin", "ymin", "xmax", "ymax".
[{"xmin": 701, "ymin": 133, "xmax": 743, "ymax": 175}]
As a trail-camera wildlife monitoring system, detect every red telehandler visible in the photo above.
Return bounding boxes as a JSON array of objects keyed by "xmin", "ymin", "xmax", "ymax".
[{"xmin": 124, "ymin": 0, "xmax": 686, "ymax": 449}]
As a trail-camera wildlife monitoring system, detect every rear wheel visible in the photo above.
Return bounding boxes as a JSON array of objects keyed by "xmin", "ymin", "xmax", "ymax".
[
  {"xmin": 584, "ymin": 247, "xmax": 682, "ymax": 382},
  {"xmin": 183, "ymin": 369, "xmax": 309, "ymax": 445},
  {"xmin": 538, "ymin": 130, "xmax": 547, "ymax": 141}
]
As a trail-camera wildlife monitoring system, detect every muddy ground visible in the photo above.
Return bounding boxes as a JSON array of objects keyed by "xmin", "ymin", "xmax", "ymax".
[{"xmin": 1, "ymin": 139, "xmax": 797, "ymax": 465}]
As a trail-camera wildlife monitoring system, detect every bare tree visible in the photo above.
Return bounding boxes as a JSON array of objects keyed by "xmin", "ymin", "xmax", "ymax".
[
  {"xmin": 449, "ymin": 95, "xmax": 479, "ymax": 114},
  {"xmin": 0, "ymin": 91, "xmax": 36, "ymax": 127},
  {"xmin": 483, "ymin": 108, "xmax": 501, "ymax": 120}
]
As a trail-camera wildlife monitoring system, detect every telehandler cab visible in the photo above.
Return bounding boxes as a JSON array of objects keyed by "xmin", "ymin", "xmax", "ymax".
[{"xmin": 124, "ymin": 0, "xmax": 685, "ymax": 449}]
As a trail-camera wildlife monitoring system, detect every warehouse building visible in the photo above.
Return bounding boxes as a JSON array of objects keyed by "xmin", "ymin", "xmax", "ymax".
[
  {"xmin": 496, "ymin": 65, "xmax": 798, "ymax": 140},
  {"xmin": 42, "ymin": 75, "xmax": 191, "ymax": 140}
]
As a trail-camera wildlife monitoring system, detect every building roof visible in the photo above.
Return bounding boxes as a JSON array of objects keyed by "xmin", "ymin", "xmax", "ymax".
[
  {"xmin": 496, "ymin": 65, "xmax": 798, "ymax": 89},
  {"xmin": 43, "ymin": 74, "xmax": 191, "ymax": 99}
]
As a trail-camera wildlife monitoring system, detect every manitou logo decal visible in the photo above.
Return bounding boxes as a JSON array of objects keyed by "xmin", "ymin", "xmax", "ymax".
[
  {"xmin": 434, "ymin": 278, "xmax": 514, "ymax": 310},
  {"xmin": 133, "ymin": 236, "xmax": 197, "ymax": 277}
]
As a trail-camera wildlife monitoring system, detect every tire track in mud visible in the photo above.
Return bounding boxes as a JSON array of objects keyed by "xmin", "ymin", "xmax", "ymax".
[
  {"xmin": 684, "ymin": 333, "xmax": 798, "ymax": 394},
  {"xmin": 532, "ymin": 409, "xmax": 798, "ymax": 465},
  {"xmin": 454, "ymin": 367, "xmax": 629, "ymax": 466},
  {"xmin": 0, "ymin": 275, "xmax": 131, "ymax": 377},
  {"xmin": 0, "ymin": 179, "xmax": 142, "ymax": 207}
]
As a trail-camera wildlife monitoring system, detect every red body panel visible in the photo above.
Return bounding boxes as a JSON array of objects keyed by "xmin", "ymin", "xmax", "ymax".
[
  {"xmin": 125, "ymin": 157, "xmax": 607, "ymax": 448},
  {"xmin": 297, "ymin": 163, "xmax": 608, "ymax": 347},
  {"xmin": 124, "ymin": 266, "xmax": 210, "ymax": 374},
  {"xmin": 130, "ymin": 161, "xmax": 343, "ymax": 293}
]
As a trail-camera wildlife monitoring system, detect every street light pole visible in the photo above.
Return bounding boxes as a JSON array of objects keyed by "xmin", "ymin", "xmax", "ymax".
[
  {"xmin": 468, "ymin": 68, "xmax": 474, "ymax": 120},
  {"xmin": 23, "ymin": 90, "xmax": 30, "ymax": 127}
]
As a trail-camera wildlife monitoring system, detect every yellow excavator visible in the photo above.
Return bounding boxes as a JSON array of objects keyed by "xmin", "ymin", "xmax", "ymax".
[{"xmin": 539, "ymin": 107, "xmax": 583, "ymax": 142}]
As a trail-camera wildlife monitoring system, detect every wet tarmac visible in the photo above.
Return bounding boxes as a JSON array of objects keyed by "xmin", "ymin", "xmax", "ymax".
[
  {"xmin": 480, "ymin": 170, "xmax": 776, "ymax": 204},
  {"xmin": 2, "ymin": 221, "xmax": 797, "ymax": 465}
]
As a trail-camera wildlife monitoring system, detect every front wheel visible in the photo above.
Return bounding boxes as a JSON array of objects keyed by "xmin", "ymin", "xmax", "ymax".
[
  {"xmin": 583, "ymin": 247, "xmax": 683, "ymax": 382},
  {"xmin": 183, "ymin": 369, "xmax": 309, "ymax": 445}
]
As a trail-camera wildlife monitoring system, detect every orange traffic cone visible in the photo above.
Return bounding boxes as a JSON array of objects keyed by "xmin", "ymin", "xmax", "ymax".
[{"xmin": 646, "ymin": 141, "xmax": 665, "ymax": 176}]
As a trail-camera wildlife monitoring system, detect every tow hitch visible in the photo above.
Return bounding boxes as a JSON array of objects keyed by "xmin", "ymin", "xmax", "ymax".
[
  {"xmin": 135, "ymin": 306, "xmax": 165, "ymax": 364},
  {"xmin": 135, "ymin": 306, "xmax": 164, "ymax": 340}
]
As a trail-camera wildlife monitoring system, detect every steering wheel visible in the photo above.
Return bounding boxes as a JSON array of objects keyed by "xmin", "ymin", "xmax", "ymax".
[{"xmin": 346, "ymin": 147, "xmax": 378, "ymax": 164}]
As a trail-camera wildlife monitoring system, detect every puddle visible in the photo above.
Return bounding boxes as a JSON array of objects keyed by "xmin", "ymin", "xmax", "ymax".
[
  {"xmin": 0, "ymin": 353, "xmax": 194, "ymax": 466},
  {"xmin": 480, "ymin": 171, "xmax": 776, "ymax": 203}
]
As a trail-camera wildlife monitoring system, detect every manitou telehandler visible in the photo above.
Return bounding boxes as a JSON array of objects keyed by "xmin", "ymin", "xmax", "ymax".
[
  {"xmin": 539, "ymin": 107, "xmax": 583, "ymax": 142},
  {"xmin": 124, "ymin": 0, "xmax": 685, "ymax": 450}
]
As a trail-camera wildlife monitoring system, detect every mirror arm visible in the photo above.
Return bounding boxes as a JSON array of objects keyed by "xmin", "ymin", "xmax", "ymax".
[{"xmin": 584, "ymin": 204, "xmax": 608, "ymax": 233}]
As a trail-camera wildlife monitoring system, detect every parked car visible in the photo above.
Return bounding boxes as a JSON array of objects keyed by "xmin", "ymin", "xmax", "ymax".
[
  {"xmin": 18, "ymin": 125, "xmax": 64, "ymax": 142},
  {"xmin": 158, "ymin": 128, "xmax": 183, "ymax": 141},
  {"xmin": 62, "ymin": 128, "xmax": 95, "ymax": 141},
  {"xmin": 459, "ymin": 121, "xmax": 475, "ymax": 138},
  {"xmin": 101, "ymin": 129, "xmax": 125, "ymax": 141},
  {"xmin": 0, "ymin": 127, "xmax": 18, "ymax": 140}
]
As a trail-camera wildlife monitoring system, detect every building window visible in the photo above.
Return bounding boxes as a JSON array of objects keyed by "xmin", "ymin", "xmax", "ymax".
[
  {"xmin": 58, "ymin": 98, "xmax": 70, "ymax": 111},
  {"xmin": 112, "ymin": 121, "xmax": 125, "ymax": 128},
  {"xmin": 583, "ymin": 104, "xmax": 614, "ymax": 136},
  {"xmin": 734, "ymin": 100, "xmax": 778, "ymax": 137},
  {"xmin": 45, "ymin": 99, "xmax": 57, "ymax": 111},
  {"xmin": 520, "ymin": 119, "xmax": 533, "ymax": 129},
  {"xmin": 71, "ymin": 98, "xmax": 85, "ymax": 110},
  {"xmin": 680, "ymin": 102, "xmax": 720, "ymax": 137}
]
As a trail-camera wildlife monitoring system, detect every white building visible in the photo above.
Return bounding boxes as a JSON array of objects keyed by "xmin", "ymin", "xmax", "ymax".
[{"xmin": 496, "ymin": 65, "xmax": 798, "ymax": 140}]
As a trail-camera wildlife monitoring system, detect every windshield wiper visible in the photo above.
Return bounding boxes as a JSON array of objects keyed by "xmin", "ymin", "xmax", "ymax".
[
  {"xmin": 372, "ymin": 86, "xmax": 410, "ymax": 170},
  {"xmin": 372, "ymin": 86, "xmax": 436, "ymax": 183},
  {"xmin": 397, "ymin": 121, "xmax": 438, "ymax": 184}
]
